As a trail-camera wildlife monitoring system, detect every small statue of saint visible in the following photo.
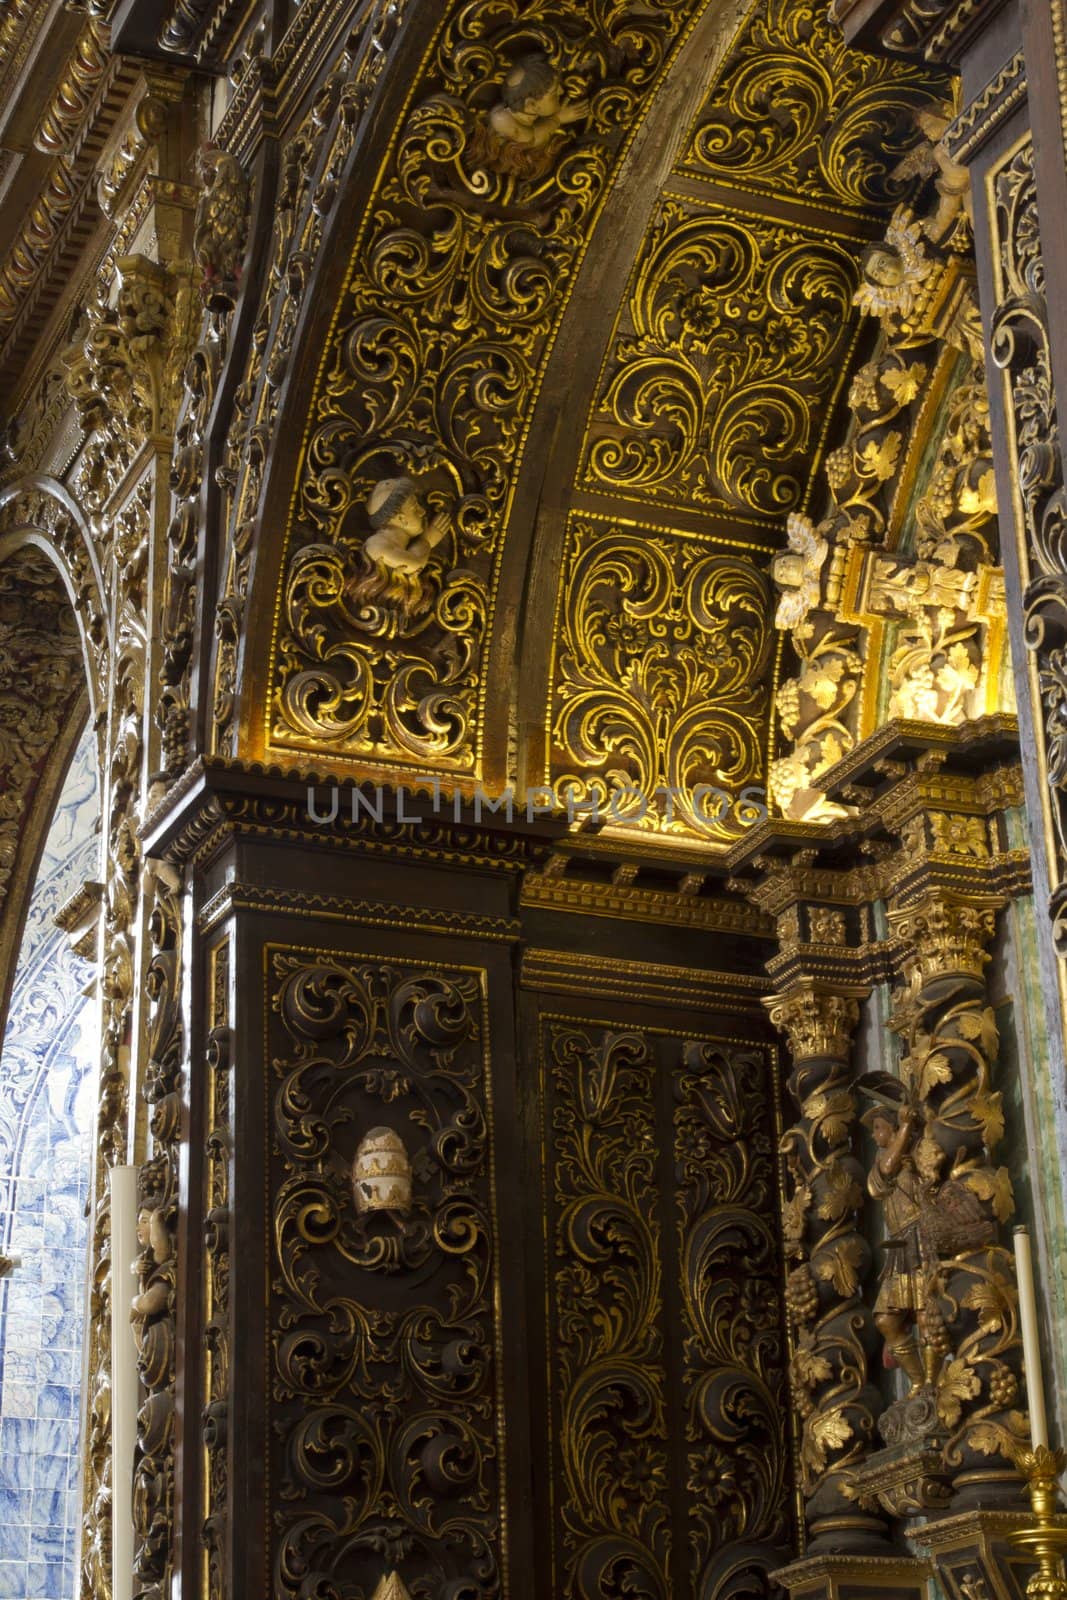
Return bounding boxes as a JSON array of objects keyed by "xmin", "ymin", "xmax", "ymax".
[{"xmin": 864, "ymin": 1098, "xmax": 939, "ymax": 1390}]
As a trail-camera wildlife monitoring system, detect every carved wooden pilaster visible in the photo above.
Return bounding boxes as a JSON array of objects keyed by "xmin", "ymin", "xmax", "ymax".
[{"xmin": 767, "ymin": 977, "xmax": 886, "ymax": 1552}]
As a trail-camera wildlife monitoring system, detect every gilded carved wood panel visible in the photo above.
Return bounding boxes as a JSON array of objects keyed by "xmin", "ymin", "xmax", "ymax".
[
  {"xmin": 260, "ymin": 0, "xmax": 947, "ymax": 783},
  {"xmin": 266, "ymin": 947, "xmax": 506, "ymax": 1599},
  {"xmin": 545, "ymin": 514, "xmax": 774, "ymax": 839},
  {"xmin": 540, "ymin": 1017, "xmax": 789, "ymax": 1598}
]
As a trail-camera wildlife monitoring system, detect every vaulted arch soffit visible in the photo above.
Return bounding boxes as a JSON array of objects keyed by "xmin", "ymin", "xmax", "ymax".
[
  {"xmin": 226, "ymin": 0, "xmax": 950, "ymax": 850},
  {"xmin": 0, "ymin": 480, "xmax": 106, "ymax": 1036}
]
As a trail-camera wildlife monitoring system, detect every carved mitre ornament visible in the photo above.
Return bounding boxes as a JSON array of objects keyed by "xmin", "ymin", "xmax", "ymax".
[
  {"xmin": 371, "ymin": 1575, "xmax": 414, "ymax": 1600},
  {"xmin": 772, "ymin": 512, "xmax": 828, "ymax": 632},
  {"xmin": 352, "ymin": 1127, "xmax": 413, "ymax": 1215}
]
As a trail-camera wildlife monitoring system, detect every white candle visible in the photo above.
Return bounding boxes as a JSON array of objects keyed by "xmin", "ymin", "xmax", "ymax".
[
  {"xmin": 110, "ymin": 1166, "xmax": 140, "ymax": 1600},
  {"xmin": 1014, "ymin": 1225, "xmax": 1049, "ymax": 1449}
]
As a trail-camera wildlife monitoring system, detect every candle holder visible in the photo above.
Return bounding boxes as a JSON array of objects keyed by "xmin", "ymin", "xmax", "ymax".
[{"xmin": 1009, "ymin": 1447, "xmax": 1067, "ymax": 1599}]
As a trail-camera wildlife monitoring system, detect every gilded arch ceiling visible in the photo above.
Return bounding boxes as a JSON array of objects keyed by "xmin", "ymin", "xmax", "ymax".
[{"xmin": 244, "ymin": 0, "xmax": 949, "ymax": 845}]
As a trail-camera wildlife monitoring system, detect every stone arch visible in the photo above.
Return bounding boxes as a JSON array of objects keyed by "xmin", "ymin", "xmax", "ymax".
[{"xmin": 0, "ymin": 479, "xmax": 107, "ymax": 1035}]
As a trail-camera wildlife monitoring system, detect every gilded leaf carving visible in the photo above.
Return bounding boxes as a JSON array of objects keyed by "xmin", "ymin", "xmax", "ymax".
[
  {"xmin": 581, "ymin": 202, "xmax": 859, "ymax": 516},
  {"xmin": 265, "ymin": 0, "xmax": 946, "ymax": 773},
  {"xmin": 548, "ymin": 519, "xmax": 773, "ymax": 839},
  {"xmin": 679, "ymin": 0, "xmax": 945, "ymax": 211}
]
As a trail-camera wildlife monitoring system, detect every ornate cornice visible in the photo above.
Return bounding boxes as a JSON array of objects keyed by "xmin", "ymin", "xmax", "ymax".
[
  {"xmin": 198, "ymin": 881, "xmax": 520, "ymax": 942},
  {"xmin": 943, "ymin": 51, "xmax": 1027, "ymax": 165},
  {"xmin": 520, "ymin": 946, "xmax": 769, "ymax": 1008}
]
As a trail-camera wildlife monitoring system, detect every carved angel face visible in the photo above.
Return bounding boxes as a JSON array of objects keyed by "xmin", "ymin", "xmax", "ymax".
[
  {"xmin": 864, "ymin": 246, "xmax": 905, "ymax": 289},
  {"xmin": 772, "ymin": 551, "xmax": 806, "ymax": 591},
  {"xmin": 389, "ymin": 494, "xmax": 427, "ymax": 538}
]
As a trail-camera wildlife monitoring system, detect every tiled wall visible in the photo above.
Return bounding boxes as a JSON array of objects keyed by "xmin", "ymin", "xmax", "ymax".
[{"xmin": 0, "ymin": 727, "xmax": 99, "ymax": 1600}]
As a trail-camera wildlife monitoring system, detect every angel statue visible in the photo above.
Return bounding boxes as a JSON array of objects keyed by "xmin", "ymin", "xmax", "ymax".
[
  {"xmin": 345, "ymin": 476, "xmax": 451, "ymax": 631},
  {"xmin": 771, "ymin": 511, "xmax": 828, "ymax": 632},
  {"xmin": 853, "ymin": 210, "xmax": 935, "ymax": 330},
  {"xmin": 467, "ymin": 54, "xmax": 588, "ymax": 182}
]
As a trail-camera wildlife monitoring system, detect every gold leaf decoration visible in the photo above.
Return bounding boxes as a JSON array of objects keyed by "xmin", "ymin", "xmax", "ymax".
[
  {"xmin": 548, "ymin": 520, "xmax": 772, "ymax": 840},
  {"xmin": 581, "ymin": 202, "xmax": 858, "ymax": 516},
  {"xmin": 963, "ymin": 1165, "xmax": 1015, "ymax": 1222},
  {"xmin": 812, "ymin": 1234, "xmax": 864, "ymax": 1298},
  {"xmin": 802, "ymin": 1408, "xmax": 854, "ymax": 1475},
  {"xmin": 936, "ymin": 1358, "xmax": 982, "ymax": 1428}
]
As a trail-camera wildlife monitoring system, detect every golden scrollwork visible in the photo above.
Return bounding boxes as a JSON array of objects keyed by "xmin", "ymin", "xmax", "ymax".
[
  {"xmin": 267, "ymin": 0, "xmax": 708, "ymax": 773},
  {"xmin": 544, "ymin": 1020, "xmax": 788, "ymax": 1595},
  {"xmin": 581, "ymin": 201, "xmax": 859, "ymax": 517},
  {"xmin": 675, "ymin": 1039, "xmax": 790, "ymax": 1586},
  {"xmin": 547, "ymin": 518, "xmax": 772, "ymax": 839},
  {"xmin": 268, "ymin": 951, "xmax": 503, "ymax": 1598},
  {"xmin": 681, "ymin": 0, "xmax": 946, "ymax": 211}
]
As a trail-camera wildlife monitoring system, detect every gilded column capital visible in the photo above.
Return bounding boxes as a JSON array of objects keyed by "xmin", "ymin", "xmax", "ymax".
[
  {"xmin": 887, "ymin": 889, "xmax": 1002, "ymax": 985},
  {"xmin": 765, "ymin": 981, "xmax": 865, "ymax": 1062}
]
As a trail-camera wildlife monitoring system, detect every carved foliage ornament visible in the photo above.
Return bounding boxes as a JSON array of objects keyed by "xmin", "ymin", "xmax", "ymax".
[
  {"xmin": 548, "ymin": 519, "xmax": 772, "ymax": 839},
  {"xmin": 769, "ymin": 984, "xmax": 883, "ymax": 1541},
  {"xmin": 211, "ymin": 0, "xmax": 409, "ymax": 760},
  {"xmin": 545, "ymin": 1023, "xmax": 787, "ymax": 1595},
  {"xmin": 682, "ymin": 0, "xmax": 945, "ymax": 209},
  {"xmin": 133, "ymin": 866, "xmax": 184, "ymax": 1600},
  {"xmin": 990, "ymin": 141, "xmax": 1067, "ymax": 945},
  {"xmin": 865, "ymin": 893, "xmax": 1027, "ymax": 1488},
  {"xmin": 157, "ymin": 152, "xmax": 249, "ymax": 774},
  {"xmin": 769, "ymin": 126, "xmax": 1006, "ymax": 822},
  {"xmin": 581, "ymin": 202, "xmax": 858, "ymax": 517},
  {"xmin": 270, "ymin": 954, "xmax": 502, "ymax": 1597},
  {"xmin": 265, "ymin": 0, "xmax": 945, "ymax": 774}
]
